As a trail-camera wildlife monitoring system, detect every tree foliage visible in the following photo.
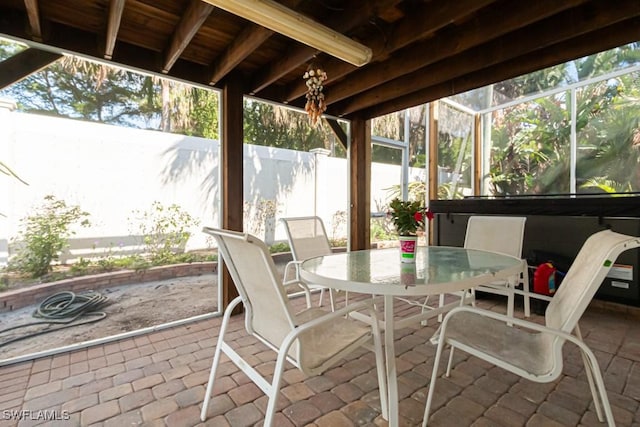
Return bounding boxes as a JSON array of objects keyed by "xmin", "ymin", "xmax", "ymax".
[
  {"xmin": 371, "ymin": 106, "xmax": 427, "ymax": 166},
  {"xmin": 0, "ymin": 41, "xmax": 220, "ymax": 138},
  {"xmin": 243, "ymin": 100, "xmax": 341, "ymax": 153},
  {"xmin": 4, "ymin": 57, "xmax": 156, "ymax": 126},
  {"xmin": 1, "ymin": 38, "xmax": 344, "ymax": 151},
  {"xmin": 488, "ymin": 44, "xmax": 640, "ymax": 195}
]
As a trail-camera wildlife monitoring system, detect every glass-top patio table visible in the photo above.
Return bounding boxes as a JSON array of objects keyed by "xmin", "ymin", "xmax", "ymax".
[{"xmin": 300, "ymin": 246, "xmax": 526, "ymax": 427}]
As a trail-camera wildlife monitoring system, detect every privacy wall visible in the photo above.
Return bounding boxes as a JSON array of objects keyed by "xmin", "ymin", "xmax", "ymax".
[{"xmin": 0, "ymin": 104, "xmax": 419, "ymax": 265}]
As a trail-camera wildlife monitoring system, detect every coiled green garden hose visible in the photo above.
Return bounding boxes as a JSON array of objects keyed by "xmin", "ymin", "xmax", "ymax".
[
  {"xmin": 0, "ymin": 290, "xmax": 109, "ymax": 348},
  {"xmin": 34, "ymin": 290, "xmax": 108, "ymax": 319}
]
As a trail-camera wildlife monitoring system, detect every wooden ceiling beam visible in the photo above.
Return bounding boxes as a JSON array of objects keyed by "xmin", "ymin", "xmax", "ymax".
[
  {"xmin": 32, "ymin": 21, "xmax": 213, "ymax": 86},
  {"xmin": 23, "ymin": 0, "xmax": 42, "ymax": 41},
  {"xmin": 360, "ymin": 17, "xmax": 640, "ymax": 120},
  {"xmin": 251, "ymin": 46, "xmax": 316, "ymax": 94},
  {"xmin": 209, "ymin": 0, "xmax": 303, "ymax": 88},
  {"xmin": 336, "ymin": 0, "xmax": 640, "ymax": 116},
  {"xmin": 250, "ymin": 0, "xmax": 399, "ymax": 95},
  {"xmin": 104, "ymin": 0, "xmax": 126, "ymax": 60},
  {"xmin": 163, "ymin": 0, "xmax": 213, "ymax": 73},
  {"xmin": 281, "ymin": 0, "xmax": 497, "ymax": 103},
  {"xmin": 208, "ymin": 25, "xmax": 274, "ymax": 86},
  {"xmin": 326, "ymin": 0, "xmax": 587, "ymax": 107},
  {"xmin": 325, "ymin": 118, "xmax": 348, "ymax": 150},
  {"xmin": 2, "ymin": 0, "xmax": 638, "ymax": 122},
  {"xmin": 0, "ymin": 48, "xmax": 61, "ymax": 90},
  {"xmin": 115, "ymin": 40, "xmax": 210, "ymax": 85}
]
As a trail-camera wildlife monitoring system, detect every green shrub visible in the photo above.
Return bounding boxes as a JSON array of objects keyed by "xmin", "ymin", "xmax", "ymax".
[
  {"xmin": 9, "ymin": 195, "xmax": 90, "ymax": 278},
  {"xmin": 103, "ymin": 254, "xmax": 149, "ymax": 271},
  {"xmin": 169, "ymin": 252, "xmax": 217, "ymax": 263},
  {"xmin": 329, "ymin": 238, "xmax": 348, "ymax": 248},
  {"xmin": 269, "ymin": 242, "xmax": 290, "ymax": 254},
  {"xmin": 96, "ymin": 256, "xmax": 117, "ymax": 272},
  {"xmin": 70, "ymin": 257, "xmax": 91, "ymax": 274},
  {"xmin": 371, "ymin": 219, "xmax": 395, "ymax": 242},
  {"xmin": 130, "ymin": 201, "xmax": 199, "ymax": 264},
  {"xmin": 0, "ymin": 274, "xmax": 8, "ymax": 292}
]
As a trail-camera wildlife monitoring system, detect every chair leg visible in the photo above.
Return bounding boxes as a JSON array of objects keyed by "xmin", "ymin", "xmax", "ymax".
[
  {"xmin": 507, "ymin": 289, "xmax": 515, "ymax": 320},
  {"xmin": 423, "ymin": 334, "xmax": 447, "ymax": 427},
  {"xmin": 581, "ymin": 349, "xmax": 605, "ymax": 422},
  {"xmin": 300, "ymin": 285, "xmax": 312, "ymax": 308},
  {"xmin": 437, "ymin": 294, "xmax": 445, "ymax": 322},
  {"xmin": 574, "ymin": 326, "xmax": 608, "ymax": 423},
  {"xmin": 522, "ymin": 264, "xmax": 531, "ymax": 317},
  {"xmin": 579, "ymin": 344, "xmax": 615, "ymax": 426},
  {"xmin": 420, "ymin": 296, "xmax": 431, "ymax": 326},
  {"xmin": 200, "ymin": 339, "xmax": 223, "ymax": 421},
  {"xmin": 317, "ymin": 288, "xmax": 325, "ymax": 307},
  {"xmin": 443, "ymin": 287, "xmax": 473, "ymax": 375},
  {"xmin": 292, "ymin": 264, "xmax": 312, "ymax": 308},
  {"xmin": 523, "ymin": 291, "xmax": 531, "ymax": 318},
  {"xmin": 264, "ymin": 348, "xmax": 289, "ymax": 427},
  {"xmin": 329, "ymin": 289, "xmax": 336, "ymax": 312},
  {"xmin": 201, "ymin": 298, "xmax": 241, "ymax": 422},
  {"xmin": 522, "ymin": 283, "xmax": 531, "ymax": 317},
  {"xmin": 445, "ymin": 346, "xmax": 455, "ymax": 377},
  {"xmin": 460, "ymin": 289, "xmax": 473, "ymax": 307}
]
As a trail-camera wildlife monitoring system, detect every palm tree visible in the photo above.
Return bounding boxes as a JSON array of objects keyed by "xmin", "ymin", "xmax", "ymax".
[{"xmin": 488, "ymin": 44, "xmax": 640, "ymax": 195}]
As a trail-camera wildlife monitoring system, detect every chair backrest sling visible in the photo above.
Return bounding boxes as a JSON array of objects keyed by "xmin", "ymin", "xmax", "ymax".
[
  {"xmin": 464, "ymin": 215, "xmax": 526, "ymax": 258},
  {"xmin": 545, "ymin": 229, "xmax": 640, "ymax": 333},
  {"xmin": 206, "ymin": 228, "xmax": 298, "ymax": 352},
  {"xmin": 281, "ymin": 216, "xmax": 332, "ymax": 261}
]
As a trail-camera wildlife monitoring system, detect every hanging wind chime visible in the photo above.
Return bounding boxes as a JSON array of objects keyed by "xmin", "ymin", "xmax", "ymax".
[{"xmin": 304, "ymin": 65, "xmax": 327, "ymax": 126}]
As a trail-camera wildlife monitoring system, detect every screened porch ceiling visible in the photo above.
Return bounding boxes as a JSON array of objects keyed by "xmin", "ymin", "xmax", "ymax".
[{"xmin": 1, "ymin": 0, "xmax": 639, "ymax": 120}]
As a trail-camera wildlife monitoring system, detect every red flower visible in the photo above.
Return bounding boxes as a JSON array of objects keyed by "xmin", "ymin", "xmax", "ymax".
[
  {"xmin": 388, "ymin": 198, "xmax": 433, "ymax": 236},
  {"xmin": 426, "ymin": 209, "xmax": 434, "ymax": 221}
]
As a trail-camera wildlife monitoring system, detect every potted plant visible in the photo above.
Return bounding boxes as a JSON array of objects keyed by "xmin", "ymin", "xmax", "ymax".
[{"xmin": 387, "ymin": 198, "xmax": 433, "ymax": 262}]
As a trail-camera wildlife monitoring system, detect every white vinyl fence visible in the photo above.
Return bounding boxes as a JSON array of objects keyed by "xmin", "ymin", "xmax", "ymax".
[{"xmin": 0, "ymin": 103, "xmax": 423, "ymax": 265}]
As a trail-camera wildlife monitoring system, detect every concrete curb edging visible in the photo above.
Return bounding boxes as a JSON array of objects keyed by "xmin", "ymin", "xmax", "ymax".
[
  {"xmin": 0, "ymin": 262, "xmax": 217, "ymax": 313},
  {"xmin": 0, "ymin": 251, "xmax": 297, "ymax": 313}
]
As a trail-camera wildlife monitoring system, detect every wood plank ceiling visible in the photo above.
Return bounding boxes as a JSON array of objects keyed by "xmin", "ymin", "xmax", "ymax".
[{"xmin": 0, "ymin": 0, "xmax": 639, "ymax": 120}]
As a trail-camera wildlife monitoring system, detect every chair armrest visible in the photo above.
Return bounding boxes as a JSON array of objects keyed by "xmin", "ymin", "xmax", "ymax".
[
  {"xmin": 283, "ymin": 260, "xmax": 302, "ymax": 282},
  {"xmin": 290, "ymin": 298, "xmax": 379, "ymax": 337},
  {"xmin": 507, "ymin": 259, "xmax": 529, "ymax": 285},
  {"xmin": 282, "ymin": 278, "xmax": 311, "ymax": 293}
]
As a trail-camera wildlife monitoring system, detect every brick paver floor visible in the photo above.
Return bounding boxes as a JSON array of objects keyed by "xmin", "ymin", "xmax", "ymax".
[{"xmin": 0, "ymin": 293, "xmax": 639, "ymax": 427}]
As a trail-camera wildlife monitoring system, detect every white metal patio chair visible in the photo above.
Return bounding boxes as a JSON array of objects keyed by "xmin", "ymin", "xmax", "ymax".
[
  {"xmin": 281, "ymin": 216, "xmax": 338, "ymax": 310},
  {"xmin": 423, "ymin": 229, "xmax": 640, "ymax": 427},
  {"xmin": 200, "ymin": 227, "xmax": 388, "ymax": 427},
  {"xmin": 437, "ymin": 216, "xmax": 529, "ymax": 319}
]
